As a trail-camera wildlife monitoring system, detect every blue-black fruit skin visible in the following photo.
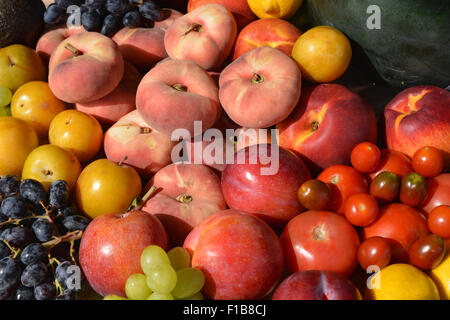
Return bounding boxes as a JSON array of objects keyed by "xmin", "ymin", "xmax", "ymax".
[
  {"xmin": 44, "ymin": 4, "xmax": 66, "ymax": 25},
  {"xmin": 0, "ymin": 226, "xmax": 34, "ymax": 249},
  {"xmin": 0, "ymin": 175, "xmax": 20, "ymax": 196},
  {"xmin": 0, "ymin": 257, "xmax": 23, "ymax": 291},
  {"xmin": 20, "ymin": 243, "xmax": 47, "ymax": 266},
  {"xmin": 123, "ymin": 9, "xmax": 142, "ymax": 27},
  {"xmin": 105, "ymin": 0, "xmax": 130, "ymax": 15},
  {"xmin": 20, "ymin": 179, "xmax": 48, "ymax": 206},
  {"xmin": 34, "ymin": 282, "xmax": 56, "ymax": 300},
  {"xmin": 21, "ymin": 262, "xmax": 49, "ymax": 288},
  {"xmin": 0, "ymin": 242, "xmax": 10, "ymax": 260},
  {"xmin": 62, "ymin": 215, "xmax": 90, "ymax": 232},
  {"xmin": 48, "ymin": 180, "xmax": 70, "ymax": 209},
  {"xmin": 31, "ymin": 219, "xmax": 54, "ymax": 243},
  {"xmin": 15, "ymin": 285, "xmax": 35, "ymax": 300},
  {"xmin": 101, "ymin": 13, "xmax": 123, "ymax": 36},
  {"xmin": 0, "ymin": 196, "xmax": 28, "ymax": 219}
]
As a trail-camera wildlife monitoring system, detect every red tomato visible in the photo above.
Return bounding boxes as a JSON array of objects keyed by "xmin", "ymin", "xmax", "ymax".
[
  {"xmin": 362, "ymin": 203, "xmax": 430, "ymax": 262},
  {"xmin": 428, "ymin": 205, "xmax": 450, "ymax": 238},
  {"xmin": 400, "ymin": 172, "xmax": 428, "ymax": 207},
  {"xmin": 412, "ymin": 146, "xmax": 444, "ymax": 178},
  {"xmin": 344, "ymin": 193, "xmax": 379, "ymax": 227},
  {"xmin": 408, "ymin": 234, "xmax": 446, "ymax": 270},
  {"xmin": 357, "ymin": 237, "xmax": 392, "ymax": 271},
  {"xmin": 297, "ymin": 179, "xmax": 332, "ymax": 210},
  {"xmin": 368, "ymin": 149, "xmax": 413, "ymax": 183},
  {"xmin": 281, "ymin": 210, "xmax": 360, "ymax": 277},
  {"xmin": 317, "ymin": 165, "xmax": 369, "ymax": 214},
  {"xmin": 420, "ymin": 173, "xmax": 450, "ymax": 215},
  {"xmin": 351, "ymin": 142, "xmax": 381, "ymax": 173},
  {"xmin": 369, "ymin": 171, "xmax": 400, "ymax": 205}
]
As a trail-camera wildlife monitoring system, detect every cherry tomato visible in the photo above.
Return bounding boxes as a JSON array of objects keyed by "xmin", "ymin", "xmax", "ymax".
[
  {"xmin": 344, "ymin": 193, "xmax": 379, "ymax": 227},
  {"xmin": 428, "ymin": 205, "xmax": 450, "ymax": 238},
  {"xmin": 297, "ymin": 179, "xmax": 331, "ymax": 210},
  {"xmin": 400, "ymin": 172, "xmax": 428, "ymax": 207},
  {"xmin": 370, "ymin": 171, "xmax": 400, "ymax": 205},
  {"xmin": 350, "ymin": 142, "xmax": 381, "ymax": 173},
  {"xmin": 357, "ymin": 237, "xmax": 392, "ymax": 271},
  {"xmin": 408, "ymin": 234, "xmax": 446, "ymax": 270},
  {"xmin": 281, "ymin": 210, "xmax": 360, "ymax": 277},
  {"xmin": 368, "ymin": 149, "xmax": 413, "ymax": 183},
  {"xmin": 317, "ymin": 165, "xmax": 369, "ymax": 214},
  {"xmin": 362, "ymin": 203, "xmax": 430, "ymax": 262},
  {"xmin": 412, "ymin": 146, "xmax": 444, "ymax": 178}
]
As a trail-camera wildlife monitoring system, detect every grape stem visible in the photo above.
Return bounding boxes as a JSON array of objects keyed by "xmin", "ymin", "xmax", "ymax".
[
  {"xmin": 2, "ymin": 240, "xmax": 21, "ymax": 259},
  {"xmin": 42, "ymin": 230, "xmax": 83, "ymax": 250}
]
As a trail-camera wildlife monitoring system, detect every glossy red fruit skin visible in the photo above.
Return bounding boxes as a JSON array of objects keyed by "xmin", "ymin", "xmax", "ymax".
[
  {"xmin": 351, "ymin": 142, "xmax": 381, "ymax": 173},
  {"xmin": 184, "ymin": 210, "xmax": 284, "ymax": 300},
  {"xmin": 317, "ymin": 165, "xmax": 369, "ymax": 214},
  {"xmin": 420, "ymin": 173, "xmax": 450, "ymax": 216},
  {"xmin": 281, "ymin": 210, "xmax": 360, "ymax": 277},
  {"xmin": 79, "ymin": 210, "xmax": 169, "ymax": 297},
  {"xmin": 362, "ymin": 203, "xmax": 430, "ymax": 262},
  {"xmin": 408, "ymin": 234, "xmax": 446, "ymax": 270},
  {"xmin": 344, "ymin": 193, "xmax": 379, "ymax": 227},
  {"xmin": 368, "ymin": 149, "xmax": 413, "ymax": 184},
  {"xmin": 221, "ymin": 144, "xmax": 311, "ymax": 226},
  {"xmin": 428, "ymin": 205, "xmax": 450, "ymax": 238},
  {"xmin": 297, "ymin": 179, "xmax": 332, "ymax": 210},
  {"xmin": 272, "ymin": 270, "xmax": 361, "ymax": 300},
  {"xmin": 412, "ymin": 146, "xmax": 444, "ymax": 178},
  {"xmin": 357, "ymin": 237, "xmax": 392, "ymax": 271},
  {"xmin": 400, "ymin": 172, "xmax": 428, "ymax": 207},
  {"xmin": 369, "ymin": 171, "xmax": 400, "ymax": 205}
]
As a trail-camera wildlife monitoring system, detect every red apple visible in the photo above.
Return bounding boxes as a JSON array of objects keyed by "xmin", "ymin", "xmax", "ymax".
[
  {"xmin": 221, "ymin": 144, "xmax": 311, "ymax": 226},
  {"xmin": 79, "ymin": 210, "xmax": 169, "ymax": 297},
  {"xmin": 272, "ymin": 270, "xmax": 361, "ymax": 300},
  {"xmin": 384, "ymin": 86, "xmax": 450, "ymax": 158},
  {"xmin": 104, "ymin": 110, "xmax": 176, "ymax": 179},
  {"xmin": 184, "ymin": 210, "xmax": 284, "ymax": 300},
  {"xmin": 277, "ymin": 84, "xmax": 378, "ymax": 173},
  {"xmin": 142, "ymin": 163, "xmax": 227, "ymax": 246}
]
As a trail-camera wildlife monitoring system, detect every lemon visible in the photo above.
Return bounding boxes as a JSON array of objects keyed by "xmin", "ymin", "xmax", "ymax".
[
  {"xmin": 430, "ymin": 250, "xmax": 450, "ymax": 300},
  {"xmin": 365, "ymin": 264, "xmax": 440, "ymax": 300},
  {"xmin": 247, "ymin": 0, "xmax": 303, "ymax": 19}
]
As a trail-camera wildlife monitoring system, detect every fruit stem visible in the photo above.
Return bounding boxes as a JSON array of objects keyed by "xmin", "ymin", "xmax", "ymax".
[
  {"xmin": 64, "ymin": 43, "xmax": 82, "ymax": 57},
  {"xmin": 42, "ymin": 230, "xmax": 83, "ymax": 250},
  {"xmin": 127, "ymin": 186, "xmax": 158, "ymax": 213},
  {"xmin": 311, "ymin": 121, "xmax": 319, "ymax": 131},
  {"xmin": 176, "ymin": 194, "xmax": 193, "ymax": 203},
  {"xmin": 183, "ymin": 23, "xmax": 202, "ymax": 36},
  {"xmin": 251, "ymin": 73, "xmax": 265, "ymax": 84},
  {"xmin": 140, "ymin": 127, "xmax": 152, "ymax": 134},
  {"xmin": 118, "ymin": 156, "xmax": 128, "ymax": 166},
  {"xmin": 172, "ymin": 84, "xmax": 188, "ymax": 92}
]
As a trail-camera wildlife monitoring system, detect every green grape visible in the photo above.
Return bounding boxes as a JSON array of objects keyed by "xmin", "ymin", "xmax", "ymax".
[
  {"xmin": 167, "ymin": 247, "xmax": 191, "ymax": 271},
  {"xmin": 140, "ymin": 245, "xmax": 171, "ymax": 275},
  {"xmin": 147, "ymin": 292, "xmax": 174, "ymax": 300},
  {"xmin": 125, "ymin": 273, "xmax": 152, "ymax": 300},
  {"xmin": 0, "ymin": 86, "xmax": 12, "ymax": 108},
  {"xmin": 103, "ymin": 294, "xmax": 128, "ymax": 300},
  {"xmin": 180, "ymin": 291, "xmax": 204, "ymax": 300},
  {"xmin": 146, "ymin": 264, "xmax": 178, "ymax": 294},
  {"xmin": 171, "ymin": 267, "xmax": 205, "ymax": 299}
]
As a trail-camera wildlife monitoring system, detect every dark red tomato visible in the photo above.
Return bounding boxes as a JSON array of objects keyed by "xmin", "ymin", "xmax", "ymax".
[
  {"xmin": 369, "ymin": 171, "xmax": 400, "ymax": 205},
  {"xmin": 420, "ymin": 173, "xmax": 450, "ymax": 215},
  {"xmin": 357, "ymin": 237, "xmax": 392, "ymax": 271},
  {"xmin": 317, "ymin": 165, "xmax": 369, "ymax": 214},
  {"xmin": 408, "ymin": 234, "xmax": 446, "ymax": 270},
  {"xmin": 362, "ymin": 203, "xmax": 430, "ymax": 262},
  {"xmin": 281, "ymin": 210, "xmax": 360, "ymax": 277},
  {"xmin": 297, "ymin": 179, "xmax": 332, "ymax": 210},
  {"xmin": 428, "ymin": 205, "xmax": 450, "ymax": 238},
  {"xmin": 351, "ymin": 142, "xmax": 381, "ymax": 173},
  {"xmin": 412, "ymin": 146, "xmax": 444, "ymax": 178},
  {"xmin": 368, "ymin": 149, "xmax": 413, "ymax": 183},
  {"xmin": 344, "ymin": 193, "xmax": 379, "ymax": 227},
  {"xmin": 400, "ymin": 172, "xmax": 428, "ymax": 207}
]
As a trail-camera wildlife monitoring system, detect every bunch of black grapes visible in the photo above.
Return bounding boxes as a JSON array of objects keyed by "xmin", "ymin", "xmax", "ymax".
[
  {"xmin": 44, "ymin": 0, "xmax": 165, "ymax": 37},
  {"xmin": 0, "ymin": 176, "xmax": 90, "ymax": 300}
]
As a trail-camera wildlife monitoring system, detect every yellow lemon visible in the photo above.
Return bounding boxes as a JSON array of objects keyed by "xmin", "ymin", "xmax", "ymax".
[
  {"xmin": 365, "ymin": 264, "xmax": 440, "ymax": 300},
  {"xmin": 247, "ymin": 0, "xmax": 303, "ymax": 19},
  {"xmin": 430, "ymin": 250, "xmax": 450, "ymax": 300}
]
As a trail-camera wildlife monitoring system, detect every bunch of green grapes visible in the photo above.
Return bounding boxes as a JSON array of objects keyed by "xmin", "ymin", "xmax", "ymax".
[
  {"xmin": 104, "ymin": 245, "xmax": 205, "ymax": 300},
  {"xmin": 0, "ymin": 86, "xmax": 12, "ymax": 116}
]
